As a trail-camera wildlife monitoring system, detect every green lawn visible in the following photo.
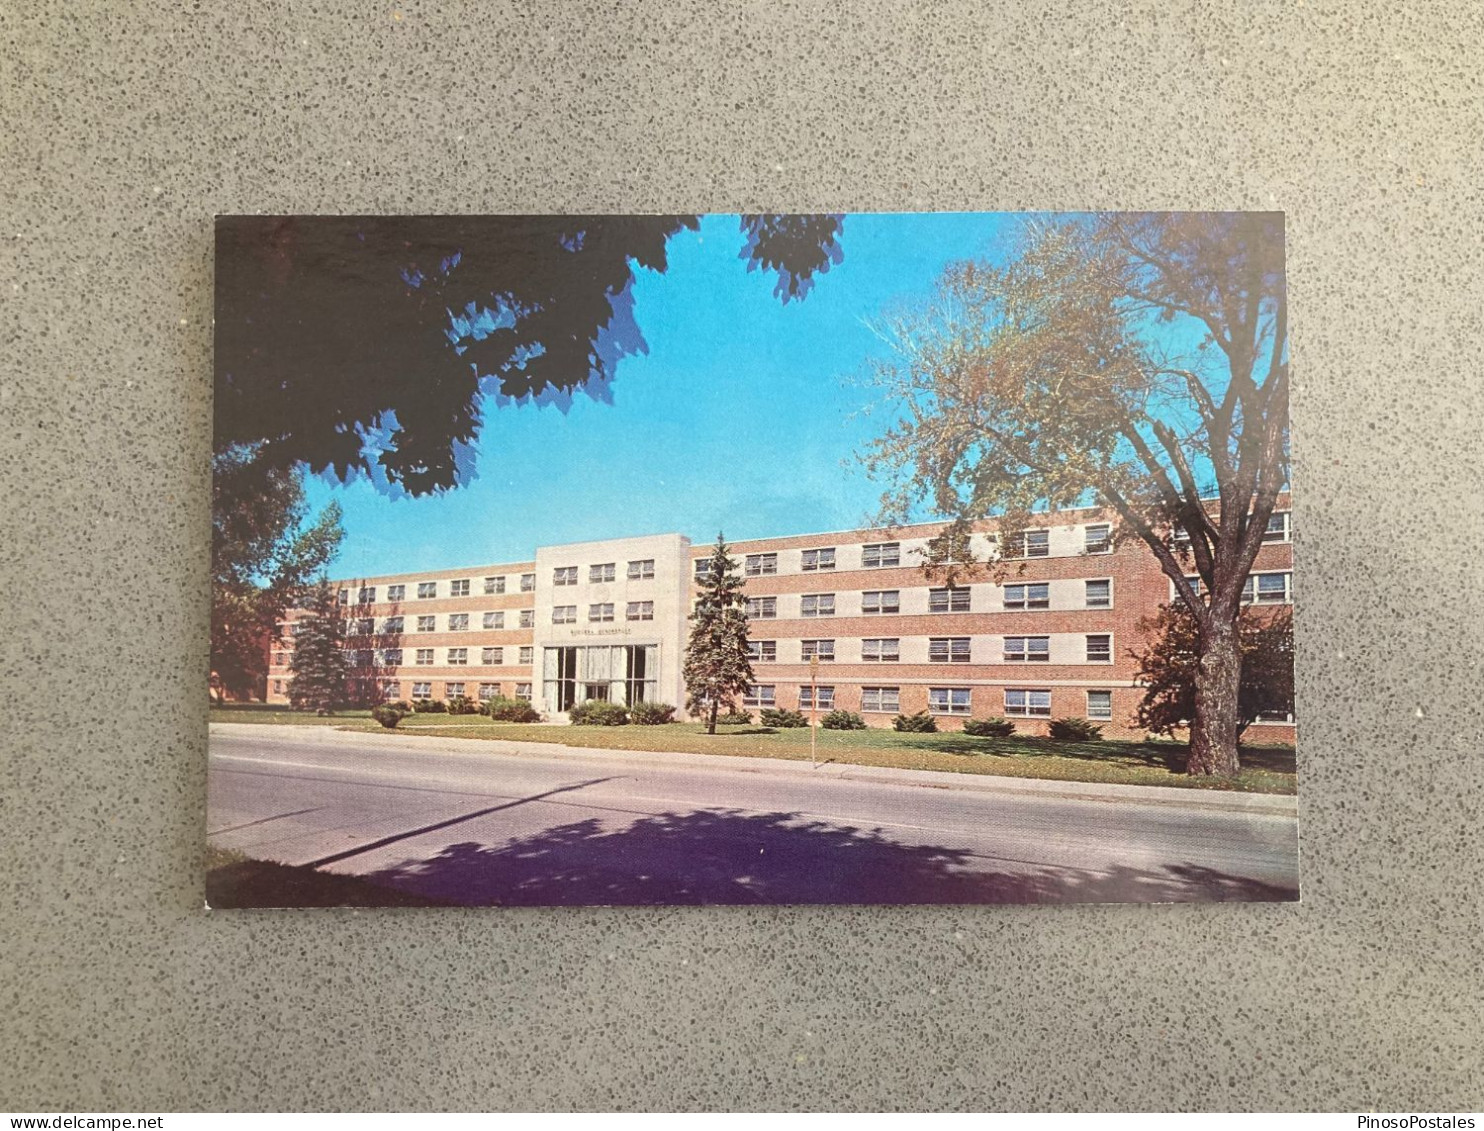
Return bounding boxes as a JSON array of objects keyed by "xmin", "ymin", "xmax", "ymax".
[{"xmin": 209, "ymin": 705, "xmax": 1296, "ymax": 794}]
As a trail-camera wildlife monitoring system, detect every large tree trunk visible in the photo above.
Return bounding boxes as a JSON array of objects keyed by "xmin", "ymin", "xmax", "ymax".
[
  {"xmin": 708, "ymin": 699, "xmax": 719, "ymax": 736},
  {"xmin": 1188, "ymin": 620, "xmax": 1242, "ymax": 776}
]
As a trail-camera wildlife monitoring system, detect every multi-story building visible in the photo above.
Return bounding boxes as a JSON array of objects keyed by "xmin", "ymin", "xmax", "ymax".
[{"xmin": 266, "ymin": 500, "xmax": 1295, "ymax": 741}]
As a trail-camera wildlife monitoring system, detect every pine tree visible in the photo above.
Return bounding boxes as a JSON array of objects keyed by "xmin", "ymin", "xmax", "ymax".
[
  {"xmin": 683, "ymin": 535, "xmax": 755, "ymax": 735},
  {"xmin": 288, "ymin": 577, "xmax": 349, "ymax": 715}
]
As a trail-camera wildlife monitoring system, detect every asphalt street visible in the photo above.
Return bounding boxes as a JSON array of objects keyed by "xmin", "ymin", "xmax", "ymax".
[{"xmin": 207, "ymin": 724, "xmax": 1300, "ymax": 906}]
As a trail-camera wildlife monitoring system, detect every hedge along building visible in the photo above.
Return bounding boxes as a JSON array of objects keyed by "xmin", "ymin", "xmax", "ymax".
[{"xmin": 265, "ymin": 497, "xmax": 1294, "ymax": 741}]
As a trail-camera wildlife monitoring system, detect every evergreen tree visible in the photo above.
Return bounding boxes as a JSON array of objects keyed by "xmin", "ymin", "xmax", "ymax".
[
  {"xmin": 288, "ymin": 577, "xmax": 349, "ymax": 715},
  {"xmin": 683, "ymin": 535, "xmax": 755, "ymax": 735}
]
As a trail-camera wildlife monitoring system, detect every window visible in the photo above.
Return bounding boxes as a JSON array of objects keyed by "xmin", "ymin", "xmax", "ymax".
[
  {"xmin": 417, "ymin": 581, "xmax": 437, "ymax": 599},
  {"xmin": 411, "ymin": 681, "xmax": 432, "ymax": 701},
  {"xmin": 518, "ymin": 646, "xmax": 533, "ymax": 665},
  {"xmin": 416, "ymin": 615, "xmax": 436, "ymax": 632},
  {"xmin": 801, "ymin": 548, "xmax": 836, "ymax": 571},
  {"xmin": 1084, "ymin": 524, "xmax": 1112, "ymax": 554},
  {"xmin": 380, "ymin": 680, "xmax": 400, "ymax": 701},
  {"xmin": 588, "ymin": 603, "xmax": 615, "ymax": 623},
  {"xmin": 694, "ymin": 559, "xmax": 714, "ymax": 579},
  {"xmin": 742, "ymin": 685, "xmax": 776, "ymax": 708},
  {"xmin": 482, "ymin": 646, "xmax": 503, "ymax": 665},
  {"xmin": 861, "ymin": 590, "xmax": 900, "ymax": 615},
  {"xmin": 1086, "ymin": 634, "xmax": 1112, "ymax": 663},
  {"xmin": 861, "ymin": 686, "xmax": 900, "ymax": 713},
  {"xmin": 1085, "ymin": 579, "xmax": 1111, "ymax": 609},
  {"xmin": 747, "ymin": 640, "xmax": 777, "ymax": 662},
  {"xmin": 482, "ymin": 611, "xmax": 504, "ymax": 630},
  {"xmin": 1255, "ymin": 708, "xmax": 1295, "ymax": 723},
  {"xmin": 929, "ymin": 637, "xmax": 971, "ymax": 664},
  {"xmin": 626, "ymin": 601, "xmax": 654, "ymax": 621},
  {"xmin": 382, "ymin": 648, "xmax": 403, "ymax": 666},
  {"xmin": 515, "ymin": 683, "xmax": 532, "ymax": 702},
  {"xmin": 415, "ymin": 648, "xmax": 434, "ymax": 665},
  {"xmin": 745, "ymin": 553, "xmax": 778, "ymax": 577},
  {"xmin": 862, "ymin": 638, "xmax": 900, "ymax": 663},
  {"xmin": 746, "ymin": 596, "xmax": 777, "ymax": 619},
  {"xmin": 520, "ymin": 573, "xmax": 536, "ymax": 592},
  {"xmin": 1004, "ymin": 636, "xmax": 1050, "ymax": 663},
  {"xmin": 354, "ymin": 617, "xmax": 375, "ymax": 635},
  {"xmin": 553, "ymin": 566, "xmax": 578, "ymax": 586},
  {"xmin": 272, "ymin": 679, "xmax": 284, "ymax": 694},
  {"xmin": 801, "ymin": 639, "xmax": 835, "ymax": 662},
  {"xmin": 552, "ymin": 606, "xmax": 577, "ymax": 625},
  {"xmin": 337, "ymin": 588, "xmax": 349, "ymax": 605},
  {"xmin": 1086, "ymin": 690, "xmax": 1113, "ymax": 721},
  {"xmin": 928, "ymin": 587, "xmax": 971, "ymax": 613},
  {"xmin": 448, "ymin": 613, "xmax": 468, "ymax": 632},
  {"xmin": 519, "ymin": 610, "xmax": 535, "ymax": 628},
  {"xmin": 484, "ymin": 575, "xmax": 505, "ymax": 595},
  {"xmin": 1003, "ymin": 583, "xmax": 1050, "ymax": 610},
  {"xmin": 387, "ymin": 584, "xmax": 406, "ymax": 602},
  {"xmin": 801, "ymin": 593, "xmax": 836, "ymax": 618},
  {"xmin": 351, "ymin": 649, "xmax": 373, "ymax": 669},
  {"xmin": 1262, "ymin": 511, "xmax": 1291, "ymax": 543},
  {"xmin": 628, "ymin": 559, "xmax": 655, "ymax": 580},
  {"xmin": 929, "ymin": 687, "xmax": 972, "ymax": 715},
  {"xmin": 1005, "ymin": 529, "xmax": 1050, "ymax": 558},
  {"xmin": 358, "ymin": 586, "xmax": 377, "ymax": 604},
  {"xmin": 862, "ymin": 542, "xmax": 901, "ymax": 568},
  {"xmin": 446, "ymin": 682, "xmax": 466, "ymax": 699},
  {"xmin": 798, "ymin": 685, "xmax": 835, "ymax": 711},
  {"xmin": 1005, "ymin": 688, "xmax": 1052, "ymax": 717},
  {"xmin": 1254, "ymin": 572, "xmax": 1292, "ymax": 604},
  {"xmin": 447, "ymin": 648, "xmax": 468, "ymax": 666},
  {"xmin": 588, "ymin": 562, "xmax": 616, "ymax": 583},
  {"xmin": 478, "ymin": 683, "xmax": 500, "ymax": 702},
  {"xmin": 450, "ymin": 579, "xmax": 470, "ymax": 597},
  {"xmin": 383, "ymin": 616, "xmax": 404, "ymax": 633}
]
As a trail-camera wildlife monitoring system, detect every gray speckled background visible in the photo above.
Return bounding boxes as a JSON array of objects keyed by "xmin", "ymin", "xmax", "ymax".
[{"xmin": 3, "ymin": 0, "xmax": 1481, "ymax": 1112}]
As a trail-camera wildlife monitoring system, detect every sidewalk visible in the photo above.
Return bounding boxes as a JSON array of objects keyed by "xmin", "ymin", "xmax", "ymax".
[{"xmin": 209, "ymin": 721, "xmax": 1299, "ymax": 817}]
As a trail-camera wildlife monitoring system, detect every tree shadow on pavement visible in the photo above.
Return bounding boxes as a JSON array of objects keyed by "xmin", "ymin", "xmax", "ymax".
[{"xmin": 352, "ymin": 807, "xmax": 1297, "ymax": 907}]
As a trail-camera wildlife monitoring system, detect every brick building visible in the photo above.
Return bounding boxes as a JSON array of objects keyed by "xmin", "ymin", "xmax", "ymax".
[{"xmin": 265, "ymin": 500, "xmax": 1295, "ymax": 741}]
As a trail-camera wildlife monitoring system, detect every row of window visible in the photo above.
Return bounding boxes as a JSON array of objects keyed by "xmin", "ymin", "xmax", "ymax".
[
  {"xmin": 553, "ymin": 559, "xmax": 656, "ymax": 586},
  {"xmin": 338, "ymin": 573, "xmax": 539, "ymax": 605},
  {"xmin": 407, "ymin": 681, "xmax": 533, "ymax": 702},
  {"xmin": 747, "ymin": 634, "xmax": 1114, "ymax": 664},
  {"xmin": 552, "ymin": 601, "xmax": 654, "ymax": 624},
  {"xmin": 334, "ymin": 609, "xmax": 537, "ymax": 636},
  {"xmin": 1174, "ymin": 511, "xmax": 1292, "ymax": 547},
  {"xmin": 740, "ymin": 685, "xmax": 1115, "ymax": 720},
  {"xmin": 300, "ymin": 645, "xmax": 539, "ymax": 668},
  {"xmin": 742, "ymin": 579, "xmax": 1111, "ymax": 619},
  {"xmin": 1180, "ymin": 571, "xmax": 1293, "ymax": 604}
]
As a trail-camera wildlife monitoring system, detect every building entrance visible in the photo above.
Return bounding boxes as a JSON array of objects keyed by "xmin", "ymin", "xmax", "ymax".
[{"xmin": 543, "ymin": 644, "xmax": 659, "ymax": 713}]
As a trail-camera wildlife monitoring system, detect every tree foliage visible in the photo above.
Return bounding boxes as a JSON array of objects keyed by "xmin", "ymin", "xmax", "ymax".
[
  {"xmin": 682, "ymin": 536, "xmax": 755, "ymax": 735},
  {"xmin": 862, "ymin": 212, "xmax": 1288, "ymax": 775},
  {"xmin": 1132, "ymin": 604, "xmax": 1294, "ymax": 738},
  {"xmin": 215, "ymin": 214, "xmax": 845, "ymax": 497},
  {"xmin": 210, "ymin": 446, "xmax": 343, "ymax": 699},
  {"xmin": 287, "ymin": 577, "xmax": 349, "ymax": 715}
]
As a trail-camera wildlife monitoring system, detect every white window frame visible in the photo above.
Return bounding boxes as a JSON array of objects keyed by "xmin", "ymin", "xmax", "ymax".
[
  {"xmin": 801, "ymin": 593, "xmax": 836, "ymax": 618},
  {"xmin": 1004, "ymin": 636, "xmax": 1051, "ymax": 663},
  {"xmin": 1005, "ymin": 688, "xmax": 1052, "ymax": 717},
  {"xmin": 382, "ymin": 648, "xmax": 403, "ymax": 666},
  {"xmin": 446, "ymin": 648, "xmax": 468, "ymax": 666},
  {"xmin": 588, "ymin": 603, "xmax": 615, "ymax": 623},
  {"xmin": 746, "ymin": 596, "xmax": 777, "ymax": 619},
  {"xmin": 482, "ymin": 646, "xmax": 504, "ymax": 665},
  {"xmin": 747, "ymin": 640, "xmax": 777, "ymax": 662},
  {"xmin": 745, "ymin": 553, "xmax": 778, "ymax": 577},
  {"xmin": 800, "ymin": 639, "xmax": 836, "ymax": 662},
  {"xmin": 1006, "ymin": 529, "xmax": 1050, "ymax": 559},
  {"xmin": 628, "ymin": 559, "xmax": 655, "ymax": 580},
  {"xmin": 694, "ymin": 559, "xmax": 714, "ymax": 579},
  {"xmin": 625, "ymin": 601, "xmax": 654, "ymax": 621},
  {"xmin": 1084, "ymin": 524, "xmax": 1112, "ymax": 554},
  {"xmin": 518, "ymin": 646, "xmax": 533, "ymax": 665},
  {"xmin": 798, "ymin": 685, "xmax": 835, "ymax": 711},
  {"xmin": 358, "ymin": 586, "xmax": 377, "ymax": 604},
  {"xmin": 415, "ymin": 648, "xmax": 435, "ymax": 666},
  {"xmin": 478, "ymin": 682, "xmax": 500, "ymax": 701},
  {"xmin": 445, "ymin": 681, "xmax": 466, "ymax": 699},
  {"xmin": 417, "ymin": 581, "xmax": 437, "ymax": 599},
  {"xmin": 484, "ymin": 576, "xmax": 505, "ymax": 595},
  {"xmin": 1003, "ymin": 582, "xmax": 1050, "ymax": 610},
  {"xmin": 861, "ymin": 638, "xmax": 900, "ymax": 663},
  {"xmin": 552, "ymin": 606, "xmax": 577, "ymax": 625},
  {"xmin": 1262, "ymin": 511, "xmax": 1292, "ymax": 543},
  {"xmin": 862, "ymin": 542, "xmax": 901, "ymax": 568},
  {"xmin": 411, "ymin": 681, "xmax": 432, "ymax": 701},
  {"xmin": 928, "ymin": 637, "xmax": 971, "ymax": 664},
  {"xmin": 1086, "ymin": 634, "xmax": 1112, "ymax": 663},
  {"xmin": 1086, "ymin": 690, "xmax": 1114, "ymax": 721},
  {"xmin": 514, "ymin": 683, "xmax": 532, "ymax": 702},
  {"xmin": 1085, "ymin": 579, "xmax": 1112, "ymax": 609},
  {"xmin": 589, "ymin": 563, "xmax": 616, "ymax": 583},
  {"xmin": 929, "ymin": 687, "xmax": 972, "ymax": 715},
  {"xmin": 450, "ymin": 579, "xmax": 470, "ymax": 598},
  {"xmin": 801, "ymin": 548, "xmax": 836, "ymax": 572},
  {"xmin": 861, "ymin": 686, "xmax": 900, "ymax": 713},
  {"xmin": 553, "ymin": 566, "xmax": 578, "ymax": 587},
  {"xmin": 482, "ymin": 611, "xmax": 504, "ymax": 630},
  {"xmin": 928, "ymin": 587, "xmax": 971, "ymax": 613},
  {"xmin": 519, "ymin": 610, "xmax": 535, "ymax": 628},
  {"xmin": 520, "ymin": 573, "xmax": 536, "ymax": 592},
  {"xmin": 416, "ymin": 615, "xmax": 436, "ymax": 633},
  {"xmin": 861, "ymin": 589, "xmax": 901, "ymax": 615},
  {"xmin": 742, "ymin": 685, "xmax": 776, "ymax": 708},
  {"xmin": 387, "ymin": 584, "xmax": 406, "ymax": 602},
  {"xmin": 447, "ymin": 613, "xmax": 468, "ymax": 632},
  {"xmin": 383, "ymin": 616, "xmax": 404, "ymax": 634}
]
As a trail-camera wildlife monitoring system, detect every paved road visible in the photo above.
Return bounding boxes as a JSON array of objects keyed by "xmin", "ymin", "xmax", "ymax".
[{"xmin": 207, "ymin": 725, "xmax": 1299, "ymax": 906}]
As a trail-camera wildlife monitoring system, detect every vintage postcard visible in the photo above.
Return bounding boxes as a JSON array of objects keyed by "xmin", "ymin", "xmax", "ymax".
[{"xmin": 208, "ymin": 213, "xmax": 1296, "ymax": 908}]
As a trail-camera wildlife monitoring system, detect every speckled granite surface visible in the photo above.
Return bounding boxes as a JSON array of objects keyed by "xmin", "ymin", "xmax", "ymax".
[{"xmin": 2, "ymin": 1, "xmax": 1480, "ymax": 1112}]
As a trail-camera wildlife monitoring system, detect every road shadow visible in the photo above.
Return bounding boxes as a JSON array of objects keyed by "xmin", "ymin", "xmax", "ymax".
[{"xmin": 349, "ymin": 807, "xmax": 1297, "ymax": 907}]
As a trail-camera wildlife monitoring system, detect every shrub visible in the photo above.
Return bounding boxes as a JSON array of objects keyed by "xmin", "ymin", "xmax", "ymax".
[
  {"xmin": 893, "ymin": 711, "xmax": 938, "ymax": 733},
  {"xmin": 820, "ymin": 709, "xmax": 867, "ymax": 730},
  {"xmin": 483, "ymin": 695, "xmax": 541, "ymax": 723},
  {"xmin": 1049, "ymin": 716, "xmax": 1104, "ymax": 741},
  {"xmin": 446, "ymin": 695, "xmax": 480, "ymax": 716},
  {"xmin": 411, "ymin": 698, "xmax": 447, "ymax": 713},
  {"xmin": 371, "ymin": 703, "xmax": 410, "ymax": 729},
  {"xmin": 384, "ymin": 701, "xmax": 411, "ymax": 713},
  {"xmin": 963, "ymin": 716, "xmax": 1016, "ymax": 738},
  {"xmin": 629, "ymin": 701, "xmax": 677, "ymax": 725},
  {"xmin": 716, "ymin": 709, "xmax": 754, "ymax": 725},
  {"xmin": 569, "ymin": 699, "xmax": 630, "ymax": 726},
  {"xmin": 759, "ymin": 707, "xmax": 808, "ymax": 728}
]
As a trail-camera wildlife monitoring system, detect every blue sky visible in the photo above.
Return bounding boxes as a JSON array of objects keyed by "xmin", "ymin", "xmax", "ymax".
[{"xmin": 305, "ymin": 212, "xmax": 1024, "ymax": 577}]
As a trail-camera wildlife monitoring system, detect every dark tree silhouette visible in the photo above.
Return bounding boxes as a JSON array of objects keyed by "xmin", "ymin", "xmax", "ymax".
[{"xmin": 683, "ymin": 535, "xmax": 755, "ymax": 735}]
